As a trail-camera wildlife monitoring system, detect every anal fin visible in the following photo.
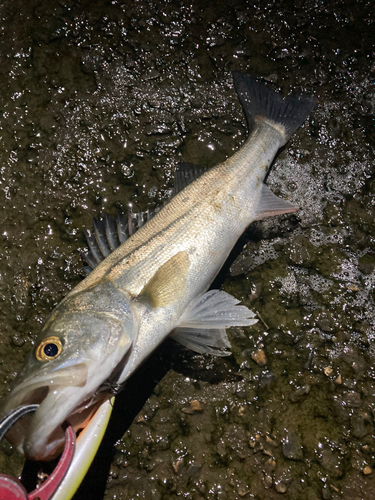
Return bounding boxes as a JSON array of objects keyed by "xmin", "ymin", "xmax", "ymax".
[{"xmin": 254, "ymin": 184, "xmax": 298, "ymax": 220}]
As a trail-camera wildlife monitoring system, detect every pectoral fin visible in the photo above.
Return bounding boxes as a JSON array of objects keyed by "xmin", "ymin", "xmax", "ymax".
[
  {"xmin": 139, "ymin": 251, "xmax": 190, "ymax": 308},
  {"xmin": 170, "ymin": 290, "xmax": 257, "ymax": 356}
]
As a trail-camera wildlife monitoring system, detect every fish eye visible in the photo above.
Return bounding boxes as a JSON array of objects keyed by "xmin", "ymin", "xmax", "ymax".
[{"xmin": 35, "ymin": 336, "xmax": 63, "ymax": 361}]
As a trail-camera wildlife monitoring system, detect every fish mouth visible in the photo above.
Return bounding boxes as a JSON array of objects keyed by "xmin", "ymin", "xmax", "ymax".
[{"xmin": 1, "ymin": 361, "xmax": 109, "ymax": 461}]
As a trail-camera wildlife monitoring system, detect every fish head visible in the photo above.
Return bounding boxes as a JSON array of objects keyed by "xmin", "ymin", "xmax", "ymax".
[{"xmin": 0, "ymin": 293, "xmax": 136, "ymax": 461}]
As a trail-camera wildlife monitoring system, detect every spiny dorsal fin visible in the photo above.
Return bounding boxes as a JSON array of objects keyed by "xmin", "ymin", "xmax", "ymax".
[
  {"xmin": 138, "ymin": 251, "xmax": 190, "ymax": 308},
  {"xmin": 81, "ymin": 164, "xmax": 204, "ymax": 274},
  {"xmin": 172, "ymin": 163, "xmax": 205, "ymax": 197},
  {"xmin": 81, "ymin": 210, "xmax": 155, "ymax": 273}
]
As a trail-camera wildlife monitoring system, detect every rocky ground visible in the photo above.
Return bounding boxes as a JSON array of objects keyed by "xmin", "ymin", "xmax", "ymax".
[{"xmin": 0, "ymin": 0, "xmax": 374, "ymax": 499}]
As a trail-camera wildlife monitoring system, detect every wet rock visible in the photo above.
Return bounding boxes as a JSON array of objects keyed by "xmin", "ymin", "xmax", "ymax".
[
  {"xmin": 222, "ymin": 425, "xmax": 249, "ymax": 461},
  {"xmin": 264, "ymin": 458, "xmax": 277, "ymax": 473},
  {"xmin": 358, "ymin": 254, "xmax": 375, "ymax": 274},
  {"xmin": 351, "ymin": 356, "xmax": 368, "ymax": 377},
  {"xmin": 262, "ymin": 437, "xmax": 278, "ymax": 458},
  {"xmin": 10, "ymin": 332, "xmax": 26, "ymax": 347},
  {"xmin": 344, "ymin": 391, "xmax": 362, "ymax": 408},
  {"xmin": 351, "ymin": 411, "xmax": 372, "ymax": 439},
  {"xmin": 319, "ymin": 448, "xmax": 343, "ymax": 478},
  {"xmin": 290, "ymin": 384, "xmax": 311, "ymax": 403},
  {"xmin": 216, "ymin": 438, "xmax": 226, "ymax": 458},
  {"xmin": 247, "ymin": 282, "xmax": 262, "ymax": 302},
  {"xmin": 314, "ymin": 246, "xmax": 346, "ymax": 278},
  {"xmin": 287, "ymin": 234, "xmax": 316, "ymax": 266},
  {"xmin": 259, "ymin": 370, "xmax": 277, "ymax": 389},
  {"xmin": 282, "ymin": 431, "xmax": 303, "ymax": 461},
  {"xmin": 229, "ymin": 254, "xmax": 253, "ymax": 277},
  {"xmin": 339, "ymin": 346, "xmax": 368, "ymax": 378},
  {"xmin": 265, "ymin": 436, "xmax": 278, "ymax": 448},
  {"xmin": 145, "ymin": 123, "xmax": 173, "ymax": 136},
  {"xmin": 322, "ymin": 485, "xmax": 332, "ymax": 500},
  {"xmin": 297, "ymin": 285, "xmax": 315, "ymax": 306},
  {"xmin": 324, "ymin": 202, "xmax": 341, "ymax": 227},
  {"xmin": 316, "ymin": 314, "xmax": 334, "ymax": 332},
  {"xmin": 237, "ymin": 485, "xmax": 250, "ymax": 497},
  {"xmin": 151, "ymin": 490, "xmax": 161, "ymax": 500},
  {"xmin": 342, "ymin": 378, "xmax": 357, "ymax": 390},
  {"xmin": 332, "ymin": 395, "xmax": 351, "ymax": 421},
  {"xmin": 182, "ymin": 463, "xmax": 201, "ymax": 481},
  {"xmin": 262, "ymin": 473, "xmax": 273, "ymax": 489}
]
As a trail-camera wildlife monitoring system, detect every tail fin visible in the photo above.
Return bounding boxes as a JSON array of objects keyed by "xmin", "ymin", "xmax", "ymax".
[{"xmin": 232, "ymin": 71, "xmax": 316, "ymax": 145}]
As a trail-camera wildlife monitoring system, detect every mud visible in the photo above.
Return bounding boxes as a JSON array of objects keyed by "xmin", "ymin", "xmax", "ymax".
[{"xmin": 0, "ymin": 0, "xmax": 374, "ymax": 499}]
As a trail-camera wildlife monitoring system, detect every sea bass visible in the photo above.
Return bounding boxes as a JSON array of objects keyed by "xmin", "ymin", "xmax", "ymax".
[{"xmin": 0, "ymin": 72, "xmax": 315, "ymax": 461}]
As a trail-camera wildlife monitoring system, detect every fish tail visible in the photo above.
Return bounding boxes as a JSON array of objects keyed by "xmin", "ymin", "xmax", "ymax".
[{"xmin": 232, "ymin": 71, "xmax": 316, "ymax": 145}]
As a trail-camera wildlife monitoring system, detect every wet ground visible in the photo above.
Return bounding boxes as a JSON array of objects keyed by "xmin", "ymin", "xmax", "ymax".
[{"xmin": 0, "ymin": 0, "xmax": 374, "ymax": 498}]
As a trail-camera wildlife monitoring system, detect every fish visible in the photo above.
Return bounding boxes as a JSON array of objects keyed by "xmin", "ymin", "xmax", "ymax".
[{"xmin": 0, "ymin": 72, "xmax": 316, "ymax": 468}]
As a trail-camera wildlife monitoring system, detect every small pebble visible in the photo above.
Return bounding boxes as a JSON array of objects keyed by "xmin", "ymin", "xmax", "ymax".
[
  {"xmin": 11, "ymin": 333, "xmax": 26, "ymax": 347},
  {"xmin": 347, "ymin": 284, "xmax": 359, "ymax": 291},
  {"xmin": 251, "ymin": 348, "xmax": 267, "ymax": 366},
  {"xmin": 335, "ymin": 374, "xmax": 342, "ymax": 385},
  {"xmin": 238, "ymin": 487, "xmax": 250, "ymax": 497},
  {"xmin": 238, "ymin": 405, "xmax": 246, "ymax": 416},
  {"xmin": 363, "ymin": 466, "xmax": 373, "ymax": 475},
  {"xmin": 262, "ymin": 448, "xmax": 274, "ymax": 457},
  {"xmin": 263, "ymin": 474, "xmax": 273, "ymax": 489},
  {"xmin": 266, "ymin": 436, "xmax": 278, "ymax": 447},
  {"xmin": 275, "ymin": 481, "xmax": 288, "ymax": 493},
  {"xmin": 265, "ymin": 459, "xmax": 276, "ymax": 470},
  {"xmin": 172, "ymin": 458, "xmax": 184, "ymax": 474},
  {"xmin": 182, "ymin": 399, "xmax": 204, "ymax": 414},
  {"xmin": 324, "ymin": 366, "xmax": 333, "ymax": 376},
  {"xmin": 190, "ymin": 400, "xmax": 203, "ymax": 412}
]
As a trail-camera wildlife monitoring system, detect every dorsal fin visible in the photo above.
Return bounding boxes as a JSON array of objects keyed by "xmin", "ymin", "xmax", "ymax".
[
  {"xmin": 172, "ymin": 163, "xmax": 205, "ymax": 196},
  {"xmin": 81, "ymin": 163, "xmax": 206, "ymax": 274},
  {"xmin": 81, "ymin": 210, "xmax": 155, "ymax": 273}
]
